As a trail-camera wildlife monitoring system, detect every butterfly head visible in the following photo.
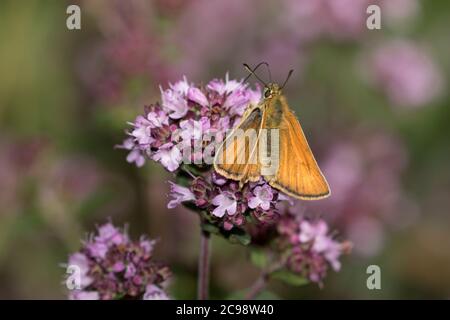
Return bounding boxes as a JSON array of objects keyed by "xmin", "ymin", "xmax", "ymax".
[
  {"xmin": 263, "ymin": 84, "xmax": 281, "ymax": 100},
  {"xmin": 243, "ymin": 63, "xmax": 293, "ymax": 99}
]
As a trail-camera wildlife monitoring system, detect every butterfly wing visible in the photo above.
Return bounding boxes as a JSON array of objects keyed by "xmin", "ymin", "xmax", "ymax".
[
  {"xmin": 214, "ymin": 106, "xmax": 263, "ymax": 184},
  {"xmin": 267, "ymin": 97, "xmax": 330, "ymax": 200}
]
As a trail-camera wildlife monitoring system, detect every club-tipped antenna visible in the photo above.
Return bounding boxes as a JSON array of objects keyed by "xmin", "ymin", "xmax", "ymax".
[
  {"xmin": 243, "ymin": 63, "xmax": 269, "ymax": 87},
  {"xmin": 281, "ymin": 69, "xmax": 294, "ymax": 89}
]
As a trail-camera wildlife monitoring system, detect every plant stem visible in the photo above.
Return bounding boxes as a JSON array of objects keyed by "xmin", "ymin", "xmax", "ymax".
[
  {"xmin": 197, "ymin": 230, "xmax": 211, "ymax": 300},
  {"xmin": 245, "ymin": 273, "xmax": 268, "ymax": 300}
]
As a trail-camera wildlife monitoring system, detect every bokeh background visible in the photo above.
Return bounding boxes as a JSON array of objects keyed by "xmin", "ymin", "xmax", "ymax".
[{"xmin": 0, "ymin": 0, "xmax": 449, "ymax": 299}]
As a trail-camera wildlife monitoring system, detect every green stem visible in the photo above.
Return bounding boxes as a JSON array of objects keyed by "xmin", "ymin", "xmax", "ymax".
[
  {"xmin": 245, "ymin": 273, "xmax": 269, "ymax": 300},
  {"xmin": 197, "ymin": 230, "xmax": 211, "ymax": 300}
]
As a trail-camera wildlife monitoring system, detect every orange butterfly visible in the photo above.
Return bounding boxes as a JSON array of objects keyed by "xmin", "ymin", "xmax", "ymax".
[{"xmin": 214, "ymin": 63, "xmax": 330, "ymax": 200}]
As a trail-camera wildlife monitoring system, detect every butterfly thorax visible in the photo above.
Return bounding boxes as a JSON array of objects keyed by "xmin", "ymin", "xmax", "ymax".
[{"xmin": 262, "ymin": 84, "xmax": 284, "ymax": 128}]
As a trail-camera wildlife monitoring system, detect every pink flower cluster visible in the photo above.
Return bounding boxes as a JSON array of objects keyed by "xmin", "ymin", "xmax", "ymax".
[
  {"xmin": 66, "ymin": 222, "xmax": 170, "ymax": 300},
  {"xmin": 168, "ymin": 172, "xmax": 292, "ymax": 230},
  {"xmin": 277, "ymin": 213, "xmax": 350, "ymax": 284},
  {"xmin": 118, "ymin": 75, "xmax": 261, "ymax": 170}
]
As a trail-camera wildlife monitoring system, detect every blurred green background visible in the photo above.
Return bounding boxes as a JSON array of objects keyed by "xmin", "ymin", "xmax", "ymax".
[{"xmin": 0, "ymin": 0, "xmax": 449, "ymax": 299}]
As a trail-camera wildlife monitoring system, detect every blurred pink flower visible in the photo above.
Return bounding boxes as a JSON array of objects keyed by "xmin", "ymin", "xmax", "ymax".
[
  {"xmin": 281, "ymin": 0, "xmax": 372, "ymax": 42},
  {"xmin": 299, "ymin": 220, "xmax": 342, "ymax": 271},
  {"xmin": 66, "ymin": 222, "xmax": 170, "ymax": 300},
  {"xmin": 78, "ymin": 0, "xmax": 171, "ymax": 103},
  {"xmin": 277, "ymin": 214, "xmax": 350, "ymax": 284},
  {"xmin": 380, "ymin": 0, "xmax": 420, "ymax": 28},
  {"xmin": 170, "ymin": 0, "xmax": 260, "ymax": 78},
  {"xmin": 0, "ymin": 137, "xmax": 46, "ymax": 214},
  {"xmin": 368, "ymin": 40, "xmax": 444, "ymax": 108},
  {"xmin": 45, "ymin": 156, "xmax": 104, "ymax": 202},
  {"xmin": 167, "ymin": 182, "xmax": 196, "ymax": 209},
  {"xmin": 307, "ymin": 129, "xmax": 411, "ymax": 257},
  {"xmin": 281, "ymin": 0, "xmax": 421, "ymax": 43},
  {"xmin": 347, "ymin": 216, "xmax": 385, "ymax": 257}
]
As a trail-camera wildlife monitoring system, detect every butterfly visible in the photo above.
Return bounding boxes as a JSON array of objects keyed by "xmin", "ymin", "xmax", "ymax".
[{"xmin": 214, "ymin": 63, "xmax": 330, "ymax": 200}]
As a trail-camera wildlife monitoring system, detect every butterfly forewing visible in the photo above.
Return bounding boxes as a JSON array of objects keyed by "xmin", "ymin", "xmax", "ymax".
[
  {"xmin": 214, "ymin": 106, "xmax": 263, "ymax": 184},
  {"xmin": 267, "ymin": 96, "xmax": 330, "ymax": 199}
]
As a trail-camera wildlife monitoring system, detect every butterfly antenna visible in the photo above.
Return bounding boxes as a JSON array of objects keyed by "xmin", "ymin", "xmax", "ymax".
[
  {"xmin": 243, "ymin": 63, "xmax": 269, "ymax": 87},
  {"xmin": 250, "ymin": 61, "xmax": 272, "ymax": 83},
  {"xmin": 281, "ymin": 69, "xmax": 294, "ymax": 89},
  {"xmin": 264, "ymin": 63, "xmax": 273, "ymax": 83}
]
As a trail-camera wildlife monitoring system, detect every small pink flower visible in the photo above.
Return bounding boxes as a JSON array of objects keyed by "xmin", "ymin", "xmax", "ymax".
[
  {"xmin": 247, "ymin": 84, "xmax": 262, "ymax": 106},
  {"xmin": 179, "ymin": 119, "xmax": 204, "ymax": 142},
  {"xmin": 224, "ymin": 89, "xmax": 251, "ymax": 116},
  {"xmin": 160, "ymin": 87, "xmax": 188, "ymax": 119},
  {"xmin": 211, "ymin": 192, "xmax": 237, "ymax": 217},
  {"xmin": 146, "ymin": 110, "xmax": 169, "ymax": 128},
  {"xmin": 143, "ymin": 285, "xmax": 170, "ymax": 300},
  {"xmin": 299, "ymin": 220, "xmax": 342, "ymax": 271},
  {"xmin": 207, "ymin": 73, "xmax": 242, "ymax": 95},
  {"xmin": 323, "ymin": 239, "xmax": 342, "ymax": 271},
  {"xmin": 167, "ymin": 182, "xmax": 196, "ymax": 209},
  {"xmin": 248, "ymin": 184, "xmax": 274, "ymax": 210},
  {"xmin": 125, "ymin": 263, "xmax": 136, "ymax": 279},
  {"xmin": 86, "ymin": 241, "xmax": 109, "ymax": 259},
  {"xmin": 112, "ymin": 261, "xmax": 125, "ymax": 272},
  {"xmin": 140, "ymin": 238, "xmax": 155, "ymax": 255},
  {"xmin": 130, "ymin": 115, "xmax": 154, "ymax": 146},
  {"xmin": 95, "ymin": 223, "xmax": 128, "ymax": 245},
  {"xmin": 299, "ymin": 220, "xmax": 328, "ymax": 245},
  {"xmin": 152, "ymin": 143, "xmax": 182, "ymax": 172},
  {"xmin": 206, "ymin": 79, "xmax": 227, "ymax": 95},
  {"xmin": 68, "ymin": 253, "xmax": 93, "ymax": 287},
  {"xmin": 117, "ymin": 138, "xmax": 146, "ymax": 167},
  {"xmin": 117, "ymin": 137, "xmax": 135, "ymax": 151},
  {"xmin": 169, "ymin": 76, "xmax": 191, "ymax": 95},
  {"xmin": 188, "ymin": 87, "xmax": 209, "ymax": 107},
  {"xmin": 70, "ymin": 291, "xmax": 100, "ymax": 300},
  {"xmin": 212, "ymin": 172, "xmax": 227, "ymax": 186},
  {"xmin": 126, "ymin": 149, "xmax": 146, "ymax": 167}
]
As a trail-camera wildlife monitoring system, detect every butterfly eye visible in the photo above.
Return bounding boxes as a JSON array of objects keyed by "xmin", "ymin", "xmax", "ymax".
[{"xmin": 264, "ymin": 88, "xmax": 271, "ymax": 98}]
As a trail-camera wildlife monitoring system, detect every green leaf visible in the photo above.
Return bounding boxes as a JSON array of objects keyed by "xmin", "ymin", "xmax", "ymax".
[
  {"xmin": 175, "ymin": 171, "xmax": 192, "ymax": 188},
  {"xmin": 198, "ymin": 218, "xmax": 252, "ymax": 246},
  {"xmin": 201, "ymin": 222, "xmax": 220, "ymax": 235},
  {"xmin": 228, "ymin": 232, "xmax": 251, "ymax": 246},
  {"xmin": 250, "ymin": 249, "xmax": 268, "ymax": 268},
  {"xmin": 271, "ymin": 270, "xmax": 309, "ymax": 286}
]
